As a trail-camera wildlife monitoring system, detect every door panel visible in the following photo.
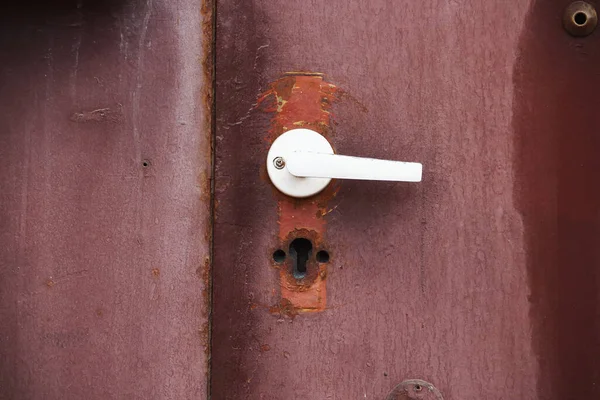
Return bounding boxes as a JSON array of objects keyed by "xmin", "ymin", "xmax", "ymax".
[
  {"xmin": 2, "ymin": 1, "xmax": 598, "ymax": 399},
  {"xmin": 514, "ymin": 1, "xmax": 600, "ymax": 399},
  {"xmin": 0, "ymin": 1, "xmax": 212, "ymax": 398},
  {"xmin": 212, "ymin": 0, "xmax": 599, "ymax": 398}
]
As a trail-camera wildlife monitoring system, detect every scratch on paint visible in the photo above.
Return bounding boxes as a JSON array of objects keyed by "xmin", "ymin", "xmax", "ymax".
[
  {"xmin": 253, "ymin": 43, "xmax": 269, "ymax": 71},
  {"xmin": 132, "ymin": 0, "xmax": 153, "ymax": 234},
  {"xmin": 70, "ymin": 34, "xmax": 82, "ymax": 99},
  {"xmin": 18, "ymin": 112, "xmax": 33, "ymax": 269},
  {"xmin": 132, "ymin": 0, "xmax": 153, "ymax": 164},
  {"xmin": 70, "ymin": 0, "xmax": 83, "ymax": 99},
  {"xmin": 70, "ymin": 107, "xmax": 122, "ymax": 123}
]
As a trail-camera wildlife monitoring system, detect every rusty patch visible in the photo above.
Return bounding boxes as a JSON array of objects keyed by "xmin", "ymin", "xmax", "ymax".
[
  {"xmin": 260, "ymin": 344, "xmax": 271, "ymax": 352},
  {"xmin": 257, "ymin": 74, "xmax": 338, "ymax": 142},
  {"xmin": 279, "ymin": 268, "xmax": 327, "ymax": 312},
  {"xmin": 273, "ymin": 229, "xmax": 328, "ymax": 312},
  {"xmin": 200, "ymin": 0, "xmax": 214, "ymax": 380},
  {"xmin": 151, "ymin": 268, "xmax": 160, "ymax": 277},
  {"xmin": 200, "ymin": 0, "xmax": 215, "ymax": 250},
  {"xmin": 200, "ymin": 256, "xmax": 211, "ymax": 304},
  {"xmin": 269, "ymin": 298, "xmax": 300, "ymax": 319},
  {"xmin": 260, "ymin": 74, "xmax": 339, "ymax": 315},
  {"xmin": 199, "ymin": 256, "xmax": 211, "ymax": 352}
]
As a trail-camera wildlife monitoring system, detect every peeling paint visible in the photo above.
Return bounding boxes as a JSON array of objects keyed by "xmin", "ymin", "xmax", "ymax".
[{"xmin": 257, "ymin": 74, "xmax": 338, "ymax": 142}]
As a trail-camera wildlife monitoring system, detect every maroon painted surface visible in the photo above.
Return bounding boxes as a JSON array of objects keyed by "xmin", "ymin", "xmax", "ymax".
[
  {"xmin": 0, "ymin": 1, "xmax": 212, "ymax": 399},
  {"xmin": 514, "ymin": 1, "xmax": 600, "ymax": 398},
  {"xmin": 213, "ymin": 0, "xmax": 599, "ymax": 398}
]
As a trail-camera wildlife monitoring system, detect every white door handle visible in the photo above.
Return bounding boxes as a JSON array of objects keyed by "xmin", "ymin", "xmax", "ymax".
[
  {"xmin": 287, "ymin": 152, "xmax": 422, "ymax": 182},
  {"xmin": 267, "ymin": 128, "xmax": 422, "ymax": 198}
]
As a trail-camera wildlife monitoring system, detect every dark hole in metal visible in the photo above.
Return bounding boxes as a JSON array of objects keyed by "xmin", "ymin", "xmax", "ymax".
[
  {"xmin": 414, "ymin": 384, "xmax": 422, "ymax": 392},
  {"xmin": 142, "ymin": 160, "xmax": 150, "ymax": 167},
  {"xmin": 575, "ymin": 11, "xmax": 588, "ymax": 25},
  {"xmin": 316, "ymin": 250, "xmax": 330, "ymax": 263},
  {"xmin": 563, "ymin": 2, "xmax": 598, "ymax": 36},
  {"xmin": 289, "ymin": 238, "xmax": 312, "ymax": 279},
  {"xmin": 273, "ymin": 249, "xmax": 286, "ymax": 263}
]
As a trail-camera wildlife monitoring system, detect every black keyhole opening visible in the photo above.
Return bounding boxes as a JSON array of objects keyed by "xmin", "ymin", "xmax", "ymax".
[{"xmin": 289, "ymin": 238, "xmax": 312, "ymax": 279}]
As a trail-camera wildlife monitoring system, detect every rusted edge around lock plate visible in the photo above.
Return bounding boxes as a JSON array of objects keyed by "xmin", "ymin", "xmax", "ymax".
[
  {"xmin": 201, "ymin": 0, "xmax": 216, "ymax": 396},
  {"xmin": 258, "ymin": 74, "xmax": 340, "ymax": 316}
]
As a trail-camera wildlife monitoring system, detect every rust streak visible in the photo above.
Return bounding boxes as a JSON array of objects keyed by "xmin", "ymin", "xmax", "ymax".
[{"xmin": 200, "ymin": 0, "xmax": 215, "ymax": 395}]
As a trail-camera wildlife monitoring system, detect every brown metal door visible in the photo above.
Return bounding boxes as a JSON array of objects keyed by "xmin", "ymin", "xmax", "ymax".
[
  {"xmin": 3, "ymin": 1, "xmax": 600, "ymax": 399},
  {"xmin": 212, "ymin": 0, "xmax": 600, "ymax": 399}
]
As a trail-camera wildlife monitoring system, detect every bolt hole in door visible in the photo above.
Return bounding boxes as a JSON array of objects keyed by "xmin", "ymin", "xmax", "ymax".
[
  {"xmin": 272, "ymin": 249, "xmax": 286, "ymax": 263},
  {"xmin": 575, "ymin": 11, "xmax": 588, "ymax": 25},
  {"xmin": 563, "ymin": 2, "xmax": 598, "ymax": 36},
  {"xmin": 316, "ymin": 250, "xmax": 330, "ymax": 263},
  {"xmin": 289, "ymin": 238, "xmax": 312, "ymax": 279}
]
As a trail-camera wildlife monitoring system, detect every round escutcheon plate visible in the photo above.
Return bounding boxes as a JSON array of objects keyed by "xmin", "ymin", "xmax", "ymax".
[{"xmin": 266, "ymin": 128, "xmax": 334, "ymax": 198}]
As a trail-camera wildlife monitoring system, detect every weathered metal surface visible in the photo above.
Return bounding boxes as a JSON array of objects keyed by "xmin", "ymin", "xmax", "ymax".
[
  {"xmin": 385, "ymin": 379, "xmax": 444, "ymax": 400},
  {"xmin": 260, "ymin": 74, "xmax": 338, "ymax": 313},
  {"xmin": 514, "ymin": 1, "xmax": 600, "ymax": 398},
  {"xmin": 0, "ymin": 1, "xmax": 212, "ymax": 399},
  {"xmin": 210, "ymin": 0, "xmax": 591, "ymax": 398}
]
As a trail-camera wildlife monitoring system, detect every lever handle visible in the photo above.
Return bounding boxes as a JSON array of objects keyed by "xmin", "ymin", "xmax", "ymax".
[
  {"xmin": 266, "ymin": 128, "xmax": 422, "ymax": 198},
  {"xmin": 287, "ymin": 151, "xmax": 422, "ymax": 182}
]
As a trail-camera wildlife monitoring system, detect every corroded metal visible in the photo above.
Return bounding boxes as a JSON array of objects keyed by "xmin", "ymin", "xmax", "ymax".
[
  {"xmin": 385, "ymin": 380, "xmax": 444, "ymax": 400},
  {"xmin": 563, "ymin": 1, "xmax": 598, "ymax": 36},
  {"xmin": 259, "ymin": 74, "xmax": 340, "ymax": 314}
]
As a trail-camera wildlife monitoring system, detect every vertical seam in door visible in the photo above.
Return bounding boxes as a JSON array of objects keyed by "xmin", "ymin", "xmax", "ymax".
[{"xmin": 205, "ymin": 0, "xmax": 216, "ymax": 398}]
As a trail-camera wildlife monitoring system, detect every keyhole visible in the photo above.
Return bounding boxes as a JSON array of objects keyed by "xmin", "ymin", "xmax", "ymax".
[{"xmin": 289, "ymin": 238, "xmax": 312, "ymax": 279}]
